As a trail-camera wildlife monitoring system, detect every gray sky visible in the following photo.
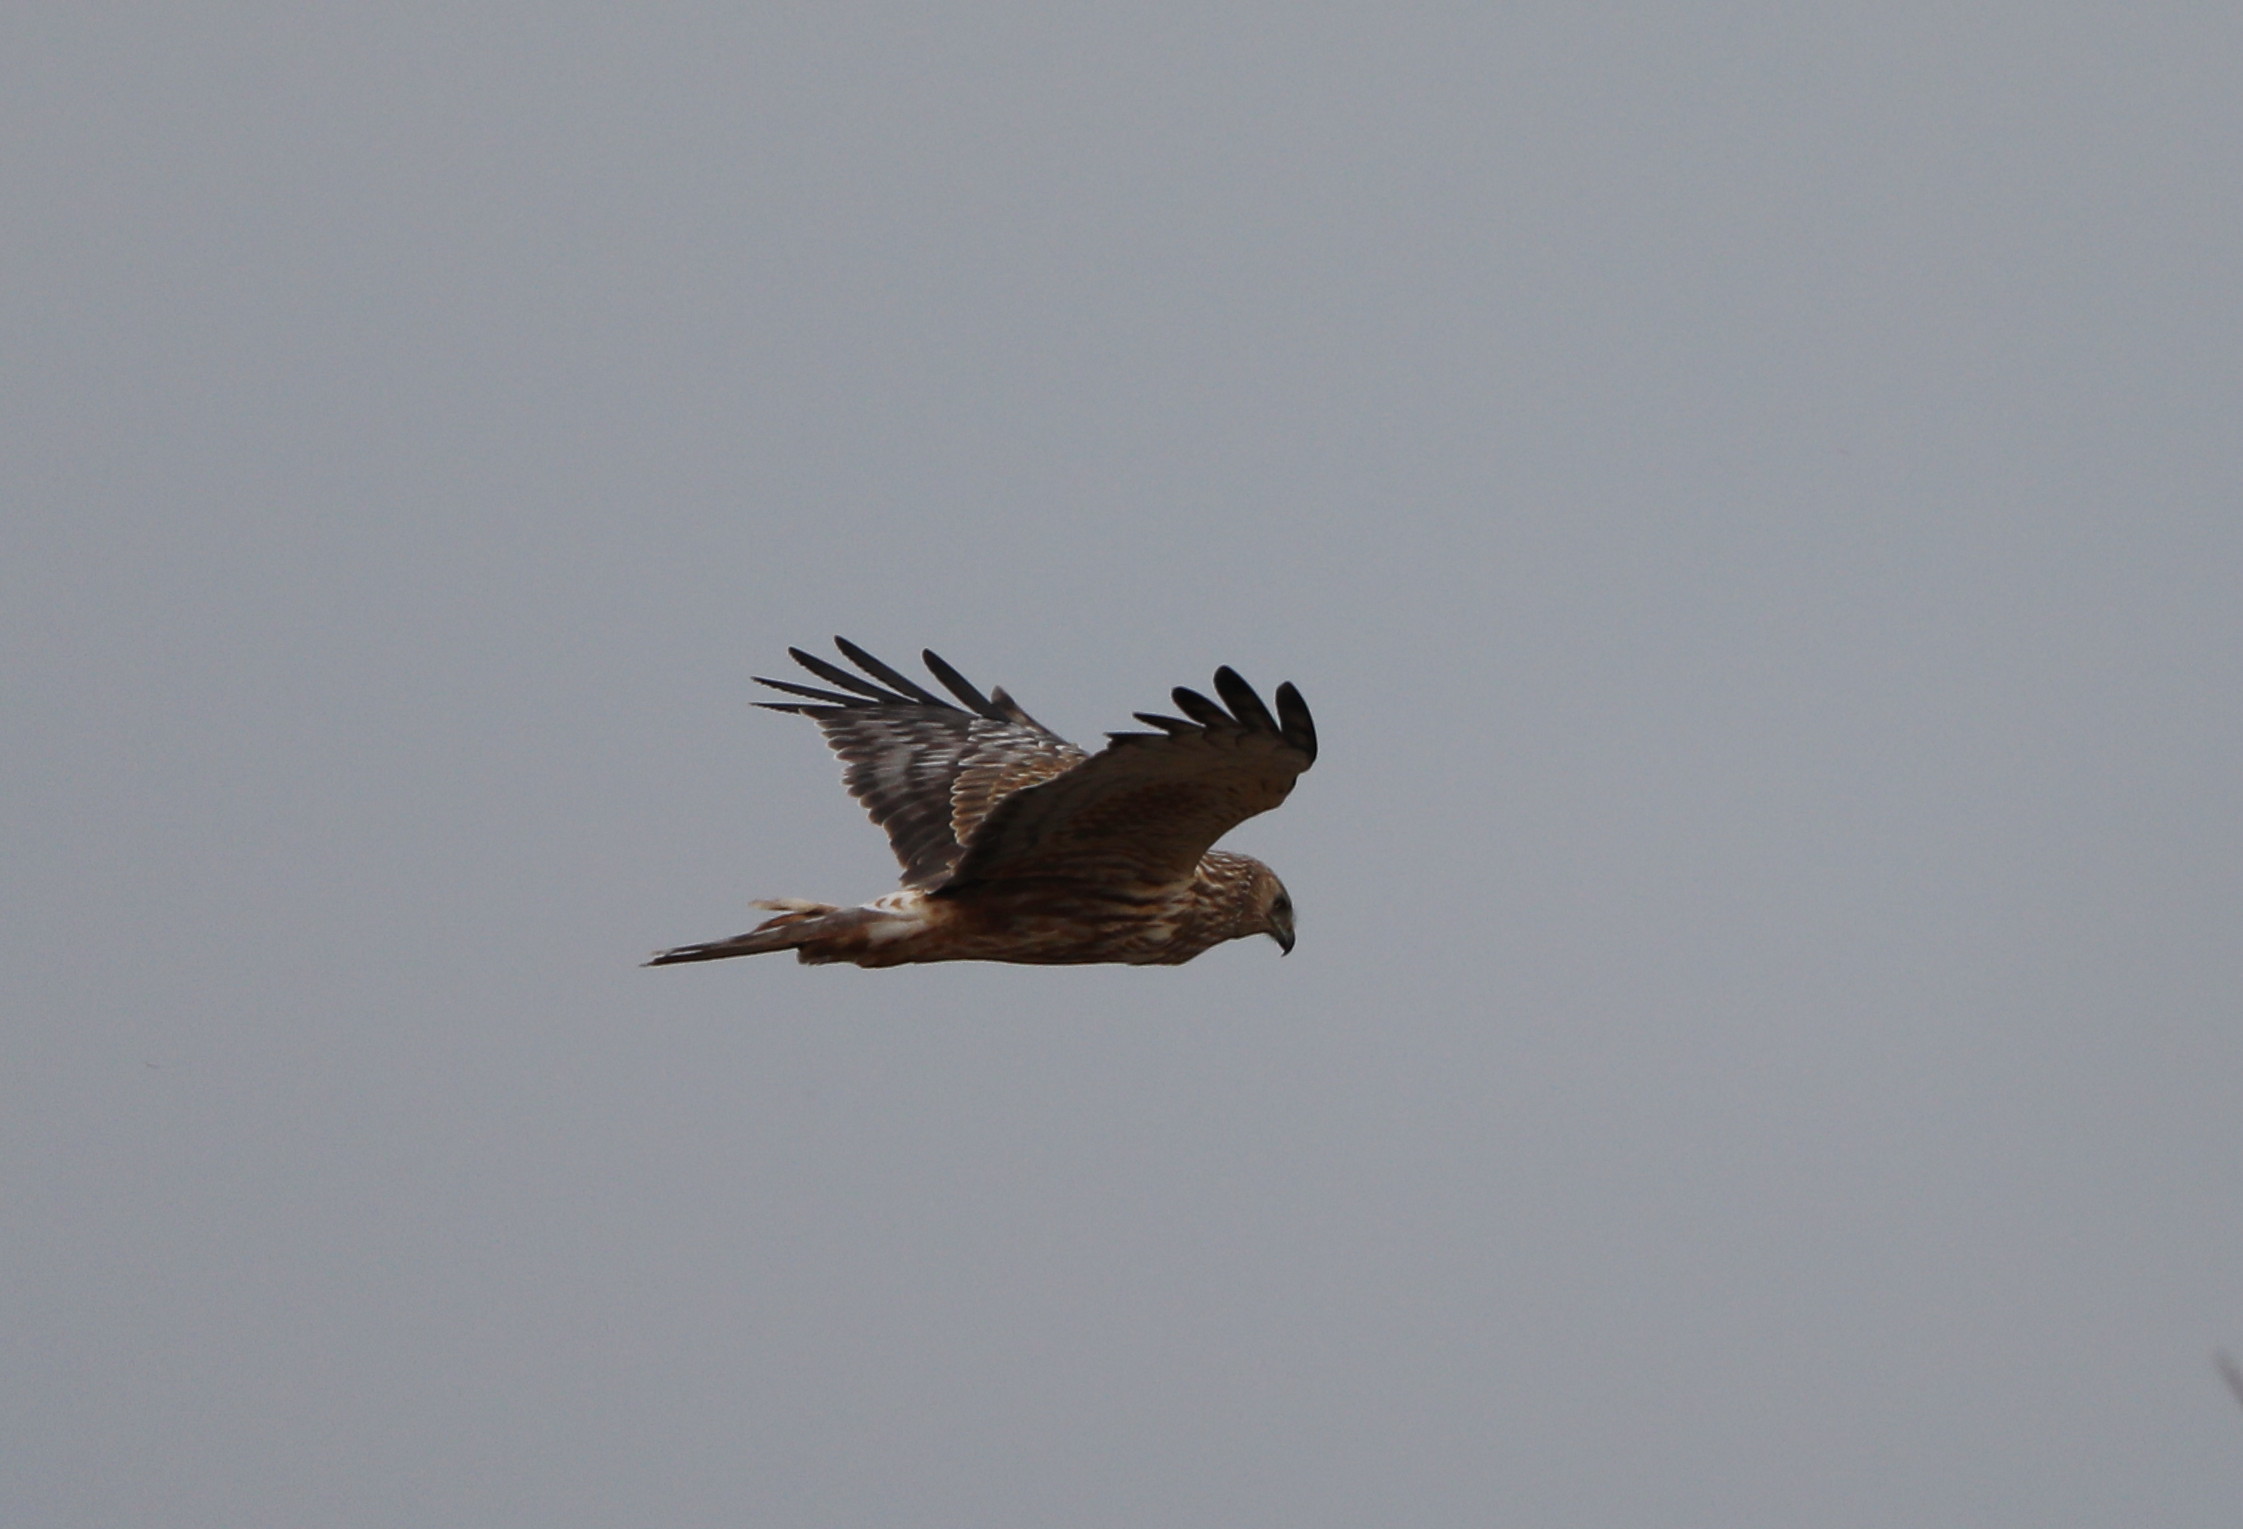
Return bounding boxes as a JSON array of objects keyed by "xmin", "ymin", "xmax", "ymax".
[{"xmin": 7, "ymin": 5, "xmax": 2242, "ymax": 1525}]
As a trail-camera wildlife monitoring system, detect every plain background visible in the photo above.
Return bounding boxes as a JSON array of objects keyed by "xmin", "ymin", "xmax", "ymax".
[{"xmin": 7, "ymin": 5, "xmax": 2241, "ymax": 1525}]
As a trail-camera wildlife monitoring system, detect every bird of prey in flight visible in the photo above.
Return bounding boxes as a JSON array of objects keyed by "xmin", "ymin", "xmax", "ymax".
[{"xmin": 647, "ymin": 639, "xmax": 1317, "ymax": 968}]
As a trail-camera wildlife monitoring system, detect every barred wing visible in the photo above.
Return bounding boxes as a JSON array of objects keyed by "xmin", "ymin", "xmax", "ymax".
[
  {"xmin": 943, "ymin": 668, "xmax": 1316, "ymax": 890},
  {"xmin": 757, "ymin": 639, "xmax": 1086, "ymax": 889}
]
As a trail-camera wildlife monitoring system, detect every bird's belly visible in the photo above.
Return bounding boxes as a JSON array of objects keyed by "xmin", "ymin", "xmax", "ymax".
[{"xmin": 855, "ymin": 884, "xmax": 1205, "ymax": 967}]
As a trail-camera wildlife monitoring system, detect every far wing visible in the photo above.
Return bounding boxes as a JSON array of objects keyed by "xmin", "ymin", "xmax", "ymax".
[
  {"xmin": 757, "ymin": 639, "xmax": 1087, "ymax": 889},
  {"xmin": 942, "ymin": 667, "xmax": 1316, "ymax": 891}
]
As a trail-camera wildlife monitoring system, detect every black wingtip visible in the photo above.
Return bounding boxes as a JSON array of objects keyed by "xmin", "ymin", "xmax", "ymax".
[
  {"xmin": 1212, "ymin": 667, "xmax": 1281, "ymax": 733},
  {"xmin": 832, "ymin": 637, "xmax": 947, "ymax": 707},
  {"xmin": 1274, "ymin": 681, "xmax": 1316, "ymax": 762},
  {"xmin": 1170, "ymin": 685, "xmax": 1231, "ymax": 728},
  {"xmin": 986, "ymin": 686, "xmax": 1046, "ymax": 730},
  {"xmin": 1162, "ymin": 671, "xmax": 1313, "ymax": 762},
  {"xmin": 921, "ymin": 648, "xmax": 1008, "ymax": 720},
  {"xmin": 756, "ymin": 674, "xmax": 864, "ymax": 706},
  {"xmin": 787, "ymin": 646, "xmax": 892, "ymax": 701}
]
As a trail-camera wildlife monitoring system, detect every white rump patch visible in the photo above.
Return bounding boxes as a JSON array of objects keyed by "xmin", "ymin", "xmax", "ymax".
[{"xmin": 861, "ymin": 890, "xmax": 935, "ymax": 944}]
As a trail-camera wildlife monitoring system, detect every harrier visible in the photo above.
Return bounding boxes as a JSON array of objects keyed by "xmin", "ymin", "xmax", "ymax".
[{"xmin": 647, "ymin": 639, "xmax": 1317, "ymax": 968}]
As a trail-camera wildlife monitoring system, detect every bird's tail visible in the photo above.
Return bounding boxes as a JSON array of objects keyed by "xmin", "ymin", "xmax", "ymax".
[{"xmin": 644, "ymin": 899, "xmax": 883, "ymax": 967}]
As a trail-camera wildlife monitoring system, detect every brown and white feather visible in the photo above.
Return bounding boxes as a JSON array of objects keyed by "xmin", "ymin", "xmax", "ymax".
[
  {"xmin": 647, "ymin": 640, "xmax": 1314, "ymax": 968},
  {"xmin": 752, "ymin": 638, "xmax": 1086, "ymax": 889}
]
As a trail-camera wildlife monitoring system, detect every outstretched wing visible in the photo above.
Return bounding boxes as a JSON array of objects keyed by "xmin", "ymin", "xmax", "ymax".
[
  {"xmin": 943, "ymin": 667, "xmax": 1316, "ymax": 891},
  {"xmin": 755, "ymin": 638, "xmax": 1087, "ymax": 889}
]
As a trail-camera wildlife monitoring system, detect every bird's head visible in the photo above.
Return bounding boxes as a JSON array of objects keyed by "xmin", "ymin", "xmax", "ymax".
[
  {"xmin": 1265, "ymin": 884, "xmax": 1295, "ymax": 955},
  {"xmin": 1251, "ymin": 866, "xmax": 1296, "ymax": 956},
  {"xmin": 1202, "ymin": 851, "xmax": 1297, "ymax": 956}
]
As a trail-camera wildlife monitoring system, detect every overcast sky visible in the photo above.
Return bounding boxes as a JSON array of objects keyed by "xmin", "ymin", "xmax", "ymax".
[{"xmin": 7, "ymin": 5, "xmax": 2242, "ymax": 1526}]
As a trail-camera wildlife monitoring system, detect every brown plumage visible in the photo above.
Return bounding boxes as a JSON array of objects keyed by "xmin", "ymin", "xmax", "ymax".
[{"xmin": 647, "ymin": 639, "xmax": 1317, "ymax": 968}]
